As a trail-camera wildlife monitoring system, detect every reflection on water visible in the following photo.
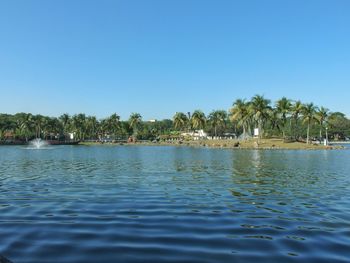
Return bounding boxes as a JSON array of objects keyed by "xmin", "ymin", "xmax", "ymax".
[{"xmin": 0, "ymin": 146, "xmax": 350, "ymax": 262}]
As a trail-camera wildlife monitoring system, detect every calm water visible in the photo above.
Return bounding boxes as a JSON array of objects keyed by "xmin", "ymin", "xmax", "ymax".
[{"xmin": 0, "ymin": 145, "xmax": 350, "ymax": 262}]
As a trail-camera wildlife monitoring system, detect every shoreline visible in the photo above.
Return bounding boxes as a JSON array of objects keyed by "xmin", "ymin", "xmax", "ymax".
[{"xmin": 80, "ymin": 139, "xmax": 345, "ymax": 150}]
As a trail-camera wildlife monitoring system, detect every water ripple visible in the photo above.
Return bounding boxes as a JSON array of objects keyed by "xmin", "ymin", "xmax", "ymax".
[{"xmin": 0, "ymin": 146, "xmax": 350, "ymax": 262}]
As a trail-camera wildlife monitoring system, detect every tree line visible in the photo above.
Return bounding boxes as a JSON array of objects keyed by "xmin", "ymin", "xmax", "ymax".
[{"xmin": 1, "ymin": 95, "xmax": 350, "ymax": 143}]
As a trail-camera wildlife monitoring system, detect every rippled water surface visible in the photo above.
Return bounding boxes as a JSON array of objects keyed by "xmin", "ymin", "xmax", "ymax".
[{"xmin": 1, "ymin": 145, "xmax": 350, "ymax": 262}]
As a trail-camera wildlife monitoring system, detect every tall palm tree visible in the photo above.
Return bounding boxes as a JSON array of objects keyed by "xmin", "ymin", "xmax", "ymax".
[
  {"xmin": 276, "ymin": 97, "xmax": 292, "ymax": 138},
  {"xmin": 72, "ymin": 113, "xmax": 86, "ymax": 140},
  {"xmin": 229, "ymin": 99, "xmax": 251, "ymax": 136},
  {"xmin": 99, "ymin": 118, "xmax": 108, "ymax": 138},
  {"xmin": 190, "ymin": 110, "xmax": 206, "ymax": 130},
  {"xmin": 315, "ymin": 107, "xmax": 329, "ymax": 140},
  {"xmin": 302, "ymin": 103, "xmax": 317, "ymax": 144},
  {"xmin": 107, "ymin": 113, "xmax": 120, "ymax": 138},
  {"xmin": 40, "ymin": 116, "xmax": 51, "ymax": 139},
  {"xmin": 249, "ymin": 95, "xmax": 271, "ymax": 140},
  {"xmin": 129, "ymin": 113, "xmax": 142, "ymax": 138},
  {"xmin": 16, "ymin": 113, "xmax": 34, "ymax": 141},
  {"xmin": 291, "ymin": 100, "xmax": 303, "ymax": 139},
  {"xmin": 173, "ymin": 112, "xmax": 189, "ymax": 131},
  {"xmin": 32, "ymin": 114, "xmax": 45, "ymax": 138},
  {"xmin": 269, "ymin": 108, "xmax": 282, "ymax": 135},
  {"xmin": 208, "ymin": 110, "xmax": 227, "ymax": 137},
  {"xmin": 59, "ymin": 113, "xmax": 71, "ymax": 134},
  {"xmin": 86, "ymin": 116, "xmax": 99, "ymax": 139},
  {"xmin": 41, "ymin": 117, "xmax": 60, "ymax": 140}
]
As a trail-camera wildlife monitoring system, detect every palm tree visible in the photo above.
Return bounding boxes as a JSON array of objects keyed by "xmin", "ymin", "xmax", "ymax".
[
  {"xmin": 291, "ymin": 100, "xmax": 303, "ymax": 139},
  {"xmin": 208, "ymin": 110, "xmax": 227, "ymax": 137},
  {"xmin": 32, "ymin": 114, "xmax": 45, "ymax": 138},
  {"xmin": 59, "ymin": 113, "xmax": 71, "ymax": 134},
  {"xmin": 276, "ymin": 97, "xmax": 292, "ymax": 138},
  {"xmin": 41, "ymin": 117, "xmax": 61, "ymax": 140},
  {"xmin": 173, "ymin": 112, "xmax": 189, "ymax": 131},
  {"xmin": 86, "ymin": 116, "xmax": 99, "ymax": 139},
  {"xmin": 15, "ymin": 113, "xmax": 34, "ymax": 142},
  {"xmin": 107, "ymin": 113, "xmax": 120, "ymax": 139},
  {"xmin": 190, "ymin": 110, "xmax": 206, "ymax": 130},
  {"xmin": 302, "ymin": 103, "xmax": 317, "ymax": 144},
  {"xmin": 315, "ymin": 107, "xmax": 329, "ymax": 140},
  {"xmin": 41, "ymin": 116, "xmax": 51, "ymax": 139},
  {"xmin": 129, "ymin": 113, "xmax": 142, "ymax": 138},
  {"xmin": 249, "ymin": 95, "xmax": 271, "ymax": 140},
  {"xmin": 72, "ymin": 113, "xmax": 86, "ymax": 140},
  {"xmin": 99, "ymin": 118, "xmax": 108, "ymax": 139},
  {"xmin": 269, "ymin": 108, "xmax": 282, "ymax": 135},
  {"xmin": 229, "ymin": 99, "xmax": 251, "ymax": 137}
]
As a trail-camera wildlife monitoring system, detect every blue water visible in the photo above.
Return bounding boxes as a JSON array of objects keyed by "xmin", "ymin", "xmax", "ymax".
[{"xmin": 0, "ymin": 146, "xmax": 350, "ymax": 262}]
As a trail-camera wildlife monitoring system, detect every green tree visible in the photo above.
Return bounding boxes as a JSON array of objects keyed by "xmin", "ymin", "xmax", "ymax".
[
  {"xmin": 291, "ymin": 100, "xmax": 303, "ymax": 139},
  {"xmin": 107, "ymin": 113, "xmax": 121, "ymax": 138},
  {"xmin": 72, "ymin": 113, "xmax": 86, "ymax": 140},
  {"xmin": 208, "ymin": 110, "xmax": 227, "ymax": 137},
  {"xmin": 59, "ymin": 113, "xmax": 71, "ymax": 134},
  {"xmin": 15, "ymin": 113, "xmax": 34, "ymax": 141},
  {"xmin": 129, "ymin": 113, "xmax": 142, "ymax": 138},
  {"xmin": 229, "ymin": 99, "xmax": 251, "ymax": 136},
  {"xmin": 328, "ymin": 112, "xmax": 350, "ymax": 140},
  {"xmin": 315, "ymin": 107, "xmax": 329, "ymax": 140},
  {"xmin": 32, "ymin": 114, "xmax": 45, "ymax": 138},
  {"xmin": 276, "ymin": 97, "xmax": 292, "ymax": 138},
  {"xmin": 173, "ymin": 112, "xmax": 189, "ymax": 131},
  {"xmin": 249, "ymin": 95, "xmax": 271, "ymax": 140},
  {"xmin": 302, "ymin": 103, "xmax": 317, "ymax": 144},
  {"xmin": 268, "ymin": 108, "xmax": 282, "ymax": 136},
  {"xmin": 86, "ymin": 116, "xmax": 99, "ymax": 139},
  {"xmin": 190, "ymin": 110, "xmax": 206, "ymax": 130},
  {"xmin": 0, "ymin": 114, "xmax": 16, "ymax": 141}
]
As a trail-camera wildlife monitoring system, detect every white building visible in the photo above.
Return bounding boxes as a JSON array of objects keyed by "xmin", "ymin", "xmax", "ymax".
[{"xmin": 181, "ymin": 129, "xmax": 208, "ymax": 140}]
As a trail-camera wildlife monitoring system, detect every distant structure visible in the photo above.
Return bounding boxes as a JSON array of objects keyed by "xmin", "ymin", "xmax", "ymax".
[
  {"xmin": 181, "ymin": 129, "xmax": 208, "ymax": 140},
  {"xmin": 148, "ymin": 119, "xmax": 157, "ymax": 123}
]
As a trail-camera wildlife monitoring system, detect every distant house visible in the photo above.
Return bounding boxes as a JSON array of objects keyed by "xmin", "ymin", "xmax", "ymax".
[
  {"xmin": 4, "ymin": 131, "xmax": 14, "ymax": 139},
  {"xmin": 181, "ymin": 129, "xmax": 208, "ymax": 140},
  {"xmin": 148, "ymin": 119, "xmax": 157, "ymax": 123}
]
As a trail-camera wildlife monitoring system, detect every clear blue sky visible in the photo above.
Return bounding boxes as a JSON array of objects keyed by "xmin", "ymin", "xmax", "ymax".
[{"xmin": 0, "ymin": 0, "xmax": 349, "ymax": 120}]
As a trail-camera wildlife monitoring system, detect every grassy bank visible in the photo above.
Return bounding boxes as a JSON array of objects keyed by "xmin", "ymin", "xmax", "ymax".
[{"xmin": 80, "ymin": 139, "xmax": 343, "ymax": 150}]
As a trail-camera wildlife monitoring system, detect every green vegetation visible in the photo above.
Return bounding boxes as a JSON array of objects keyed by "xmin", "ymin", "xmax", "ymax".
[{"xmin": 1, "ymin": 95, "xmax": 350, "ymax": 143}]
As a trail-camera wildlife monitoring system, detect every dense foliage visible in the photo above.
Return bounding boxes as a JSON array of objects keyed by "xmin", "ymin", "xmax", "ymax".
[{"xmin": 1, "ymin": 96, "xmax": 350, "ymax": 142}]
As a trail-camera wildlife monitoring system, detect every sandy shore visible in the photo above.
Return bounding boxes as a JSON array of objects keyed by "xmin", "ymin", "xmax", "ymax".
[{"xmin": 81, "ymin": 139, "xmax": 344, "ymax": 150}]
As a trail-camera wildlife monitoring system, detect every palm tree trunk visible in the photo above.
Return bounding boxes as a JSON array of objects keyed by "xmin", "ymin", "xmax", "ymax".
[
  {"xmin": 248, "ymin": 122, "xmax": 252, "ymax": 136},
  {"xmin": 289, "ymin": 118, "xmax": 292, "ymax": 138},
  {"xmin": 307, "ymin": 122, "xmax": 310, "ymax": 144},
  {"xmin": 258, "ymin": 119, "xmax": 262, "ymax": 143}
]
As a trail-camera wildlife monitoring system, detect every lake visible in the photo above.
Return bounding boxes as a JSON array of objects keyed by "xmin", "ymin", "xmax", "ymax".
[{"xmin": 0, "ymin": 145, "xmax": 350, "ymax": 262}]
